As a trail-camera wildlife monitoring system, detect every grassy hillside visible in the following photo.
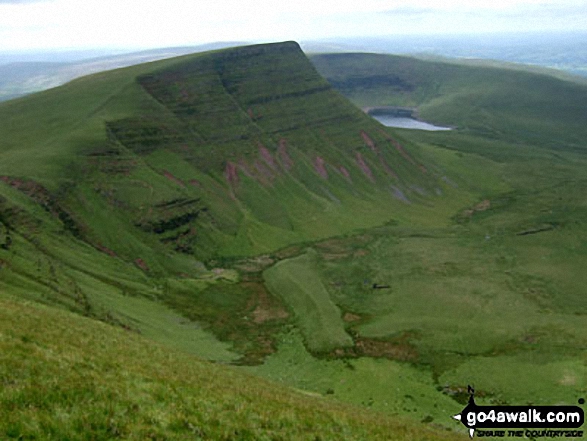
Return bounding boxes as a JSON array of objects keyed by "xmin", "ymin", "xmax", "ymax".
[
  {"xmin": 0, "ymin": 42, "xmax": 469, "ymax": 365},
  {"xmin": 299, "ymin": 52, "xmax": 587, "ymax": 423},
  {"xmin": 0, "ymin": 42, "xmax": 456, "ymax": 263},
  {"xmin": 0, "ymin": 296, "xmax": 465, "ymax": 440},
  {"xmin": 0, "ymin": 43, "xmax": 479, "ymax": 436},
  {"xmin": 263, "ymin": 249, "xmax": 353, "ymax": 352},
  {"xmin": 2, "ymin": 42, "xmax": 587, "ymax": 439},
  {"xmin": 311, "ymin": 53, "xmax": 587, "ymax": 151},
  {"xmin": 0, "ymin": 44, "xmax": 245, "ymax": 103}
]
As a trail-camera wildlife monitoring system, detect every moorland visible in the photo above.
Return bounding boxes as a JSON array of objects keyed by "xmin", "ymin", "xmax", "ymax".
[{"xmin": 1, "ymin": 41, "xmax": 586, "ymax": 439}]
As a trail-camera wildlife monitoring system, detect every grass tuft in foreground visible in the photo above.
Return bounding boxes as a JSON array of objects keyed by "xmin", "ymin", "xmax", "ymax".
[{"xmin": 0, "ymin": 296, "xmax": 464, "ymax": 440}]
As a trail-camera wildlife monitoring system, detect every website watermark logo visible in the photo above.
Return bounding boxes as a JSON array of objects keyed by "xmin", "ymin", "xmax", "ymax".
[{"xmin": 452, "ymin": 386, "xmax": 585, "ymax": 438}]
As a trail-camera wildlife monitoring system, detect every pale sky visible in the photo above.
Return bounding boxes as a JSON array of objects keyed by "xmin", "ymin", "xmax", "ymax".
[{"xmin": 1, "ymin": 0, "xmax": 586, "ymax": 51}]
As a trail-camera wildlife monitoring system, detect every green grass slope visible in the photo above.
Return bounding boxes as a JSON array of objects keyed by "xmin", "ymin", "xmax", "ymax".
[
  {"xmin": 311, "ymin": 52, "xmax": 587, "ymax": 151},
  {"xmin": 243, "ymin": 124, "xmax": 587, "ymax": 426},
  {"xmin": 304, "ymin": 51, "xmax": 587, "ymax": 420},
  {"xmin": 0, "ymin": 42, "xmax": 453, "ymax": 263},
  {"xmin": 6, "ymin": 42, "xmax": 587, "ymax": 439},
  {"xmin": 264, "ymin": 249, "xmax": 353, "ymax": 352},
  {"xmin": 0, "ymin": 42, "xmax": 470, "ymax": 364},
  {"xmin": 0, "ymin": 296, "xmax": 465, "ymax": 440}
]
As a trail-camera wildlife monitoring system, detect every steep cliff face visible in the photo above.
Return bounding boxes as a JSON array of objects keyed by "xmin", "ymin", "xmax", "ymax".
[
  {"xmin": 97, "ymin": 42, "xmax": 444, "ymax": 259},
  {"xmin": 0, "ymin": 42, "xmax": 447, "ymax": 270}
]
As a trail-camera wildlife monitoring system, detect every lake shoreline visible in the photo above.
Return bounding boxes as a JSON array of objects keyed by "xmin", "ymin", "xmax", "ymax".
[{"xmin": 363, "ymin": 106, "xmax": 453, "ymax": 131}]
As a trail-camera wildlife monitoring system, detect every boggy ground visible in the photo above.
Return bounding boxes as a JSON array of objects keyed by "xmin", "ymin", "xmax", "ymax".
[{"xmin": 206, "ymin": 132, "xmax": 587, "ymax": 429}]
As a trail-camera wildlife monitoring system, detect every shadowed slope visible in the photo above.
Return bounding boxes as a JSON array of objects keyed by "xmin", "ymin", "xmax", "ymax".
[
  {"xmin": 0, "ymin": 42, "xmax": 452, "ymax": 268},
  {"xmin": 0, "ymin": 42, "xmax": 467, "ymax": 365}
]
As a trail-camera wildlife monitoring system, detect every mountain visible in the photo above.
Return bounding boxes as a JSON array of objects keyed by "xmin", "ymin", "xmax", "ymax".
[
  {"xmin": 0, "ymin": 43, "xmax": 246, "ymax": 102},
  {"xmin": 0, "ymin": 41, "xmax": 472, "ymax": 438},
  {"xmin": 0, "ymin": 41, "xmax": 457, "ymax": 361},
  {"xmin": 307, "ymin": 50, "xmax": 587, "ymax": 419},
  {"xmin": 3, "ymin": 41, "xmax": 587, "ymax": 439},
  {"xmin": 310, "ymin": 52, "xmax": 587, "ymax": 151},
  {"xmin": 0, "ymin": 42, "xmax": 449, "ymax": 262}
]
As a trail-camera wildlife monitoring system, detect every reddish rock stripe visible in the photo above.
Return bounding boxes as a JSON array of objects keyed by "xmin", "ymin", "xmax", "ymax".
[
  {"xmin": 339, "ymin": 165, "xmax": 352, "ymax": 182},
  {"xmin": 360, "ymin": 130, "xmax": 378, "ymax": 153},
  {"xmin": 378, "ymin": 156, "xmax": 398, "ymax": 179},
  {"xmin": 238, "ymin": 159, "xmax": 255, "ymax": 178},
  {"xmin": 162, "ymin": 170, "xmax": 186, "ymax": 187},
  {"xmin": 135, "ymin": 258, "xmax": 149, "ymax": 271},
  {"xmin": 224, "ymin": 161, "xmax": 239, "ymax": 186},
  {"xmin": 314, "ymin": 156, "xmax": 328, "ymax": 179},
  {"xmin": 96, "ymin": 244, "xmax": 117, "ymax": 257},
  {"xmin": 277, "ymin": 138, "xmax": 294, "ymax": 170},
  {"xmin": 377, "ymin": 128, "xmax": 427, "ymax": 173},
  {"xmin": 355, "ymin": 153, "xmax": 374, "ymax": 182},
  {"xmin": 258, "ymin": 144, "xmax": 277, "ymax": 170},
  {"xmin": 392, "ymin": 141, "xmax": 416, "ymax": 165},
  {"xmin": 254, "ymin": 159, "xmax": 275, "ymax": 184}
]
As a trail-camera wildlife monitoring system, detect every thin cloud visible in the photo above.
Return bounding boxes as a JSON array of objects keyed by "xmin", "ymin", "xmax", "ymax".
[
  {"xmin": 1, "ymin": 0, "xmax": 586, "ymax": 50},
  {"xmin": 0, "ymin": 0, "xmax": 50, "ymax": 3},
  {"xmin": 380, "ymin": 7, "xmax": 436, "ymax": 15},
  {"xmin": 504, "ymin": 2, "xmax": 587, "ymax": 17}
]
